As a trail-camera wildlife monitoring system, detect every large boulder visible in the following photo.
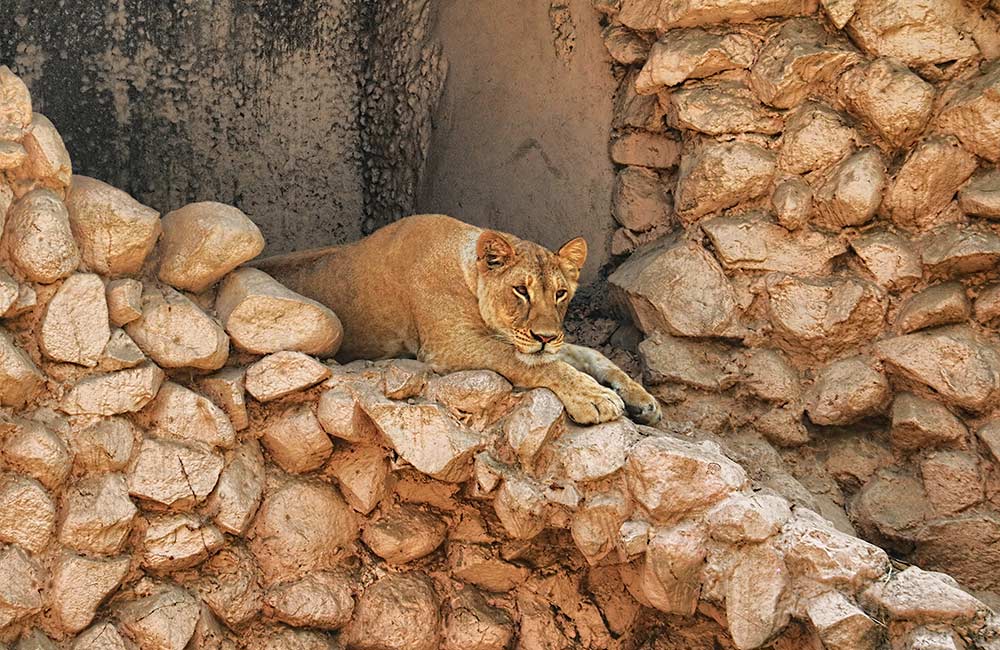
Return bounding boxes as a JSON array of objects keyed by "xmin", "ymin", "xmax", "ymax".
[
  {"xmin": 778, "ymin": 101, "xmax": 856, "ymax": 175},
  {"xmin": 344, "ymin": 573, "xmax": 441, "ymax": 650},
  {"xmin": 959, "ymin": 168, "xmax": 1000, "ymax": 220},
  {"xmin": 11, "ymin": 113, "xmax": 72, "ymax": 193},
  {"xmin": 143, "ymin": 380, "xmax": 236, "ymax": 449},
  {"xmin": 894, "ymin": 282, "xmax": 970, "ymax": 334},
  {"xmin": 935, "ymin": 60, "xmax": 1000, "ymax": 162},
  {"xmin": 2, "ymin": 188, "xmax": 79, "ymax": 283},
  {"xmin": 246, "ymin": 351, "xmax": 331, "ymax": 402},
  {"xmin": 635, "ymin": 28, "xmax": 756, "ymax": 93},
  {"xmin": 884, "ymin": 137, "xmax": 977, "ymax": 232},
  {"xmin": 611, "ymin": 166, "xmax": 671, "ymax": 232},
  {"xmin": 845, "ymin": 0, "xmax": 980, "ymax": 68},
  {"xmin": 839, "ymin": 57, "xmax": 934, "ymax": 149},
  {"xmin": 206, "ymin": 441, "xmax": 265, "ymax": 535},
  {"xmin": 125, "ymin": 284, "xmax": 229, "ymax": 370},
  {"xmin": 812, "ymin": 148, "xmax": 886, "ymax": 230},
  {"xmin": 806, "ymin": 356, "xmax": 890, "ymax": 426},
  {"xmin": 1, "ymin": 417, "xmax": 71, "ymax": 490},
  {"xmin": 117, "ymin": 585, "xmax": 201, "ymax": 650},
  {"xmin": 49, "ymin": 552, "xmax": 130, "ymax": 633},
  {"xmin": 0, "ymin": 474, "xmax": 55, "ymax": 553},
  {"xmin": 0, "ymin": 65, "xmax": 32, "ymax": 141},
  {"xmin": 849, "ymin": 230, "xmax": 922, "ymax": 290},
  {"xmin": 39, "ymin": 273, "xmax": 111, "ymax": 367},
  {"xmin": 675, "ymin": 141, "xmax": 776, "ymax": 222},
  {"xmin": 921, "ymin": 223, "xmax": 1000, "ymax": 279},
  {"xmin": 362, "ymin": 504, "xmax": 448, "ymax": 565},
  {"xmin": 141, "ymin": 513, "xmax": 225, "ymax": 572},
  {"xmin": 666, "ymin": 81, "xmax": 783, "ymax": 135},
  {"xmin": 60, "ymin": 361, "xmax": 165, "ymax": 416},
  {"xmin": 126, "ymin": 437, "xmax": 224, "ymax": 509},
  {"xmin": 609, "ymin": 132, "xmax": 681, "ymax": 169},
  {"xmin": 618, "ymin": 0, "xmax": 813, "ymax": 32},
  {"xmin": 265, "ymin": 572, "xmax": 354, "ymax": 630},
  {"xmin": 641, "ymin": 523, "xmax": 705, "ymax": 615},
  {"xmin": 726, "ymin": 544, "xmax": 790, "ymax": 649},
  {"xmin": 0, "ymin": 329, "xmax": 45, "ymax": 408},
  {"xmin": 890, "ymin": 393, "xmax": 967, "ymax": 451},
  {"xmin": 59, "ymin": 473, "xmax": 136, "ymax": 556},
  {"xmin": 0, "ymin": 545, "xmax": 43, "ymax": 630},
  {"xmin": 920, "ymin": 451, "xmax": 983, "ymax": 516}
]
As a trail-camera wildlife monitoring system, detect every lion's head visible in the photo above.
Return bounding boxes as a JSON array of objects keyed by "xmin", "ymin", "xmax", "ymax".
[{"xmin": 474, "ymin": 229, "xmax": 587, "ymax": 363}]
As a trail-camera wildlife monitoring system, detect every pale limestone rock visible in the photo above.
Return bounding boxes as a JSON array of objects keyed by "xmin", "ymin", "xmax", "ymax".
[
  {"xmin": 39, "ymin": 272, "xmax": 110, "ymax": 366},
  {"xmin": 72, "ymin": 623, "xmax": 129, "ymax": 650},
  {"xmin": 771, "ymin": 177, "xmax": 812, "ymax": 230},
  {"xmin": 611, "ymin": 166, "xmax": 671, "ymax": 232},
  {"xmin": 609, "ymin": 132, "xmax": 680, "ymax": 169},
  {"xmin": 65, "ymin": 175, "xmax": 161, "ymax": 275},
  {"xmin": 707, "ymin": 493, "xmax": 791, "ymax": 544},
  {"xmin": 886, "ymin": 137, "xmax": 978, "ymax": 232},
  {"xmin": 192, "ymin": 545, "xmax": 263, "ymax": 630},
  {"xmin": 901, "ymin": 628, "xmax": 963, "ymax": 650},
  {"xmin": 362, "ymin": 504, "xmax": 447, "ymax": 564},
  {"xmin": 850, "ymin": 470, "xmax": 930, "ymax": 550},
  {"xmin": 778, "ymin": 512, "xmax": 889, "ymax": 591},
  {"xmin": 448, "ymin": 543, "xmax": 530, "ymax": 592},
  {"xmin": 127, "ymin": 437, "xmax": 224, "ymax": 509},
  {"xmin": 0, "ymin": 269, "xmax": 19, "ymax": 315},
  {"xmin": 615, "ymin": 70, "xmax": 667, "ymax": 131},
  {"xmin": 4, "ymin": 282, "xmax": 36, "ymax": 318},
  {"xmin": 246, "ymin": 351, "xmax": 331, "ymax": 401},
  {"xmin": 317, "ymin": 386, "xmax": 379, "ymax": 443},
  {"xmin": 198, "ymin": 367, "xmax": 248, "ymax": 431},
  {"xmin": 503, "ymin": 388, "xmax": 565, "ymax": 467},
  {"xmin": 265, "ymin": 572, "xmax": 354, "ymax": 630},
  {"xmin": 0, "ymin": 474, "xmax": 55, "ymax": 553},
  {"xmin": 619, "ymin": 0, "xmax": 812, "ymax": 32},
  {"xmin": 345, "ymin": 573, "xmax": 441, "ymax": 650},
  {"xmin": 625, "ymin": 435, "xmax": 747, "ymax": 522},
  {"xmin": 861, "ymin": 566, "xmax": 984, "ymax": 624},
  {"xmin": 727, "ymin": 544, "xmax": 790, "ymax": 649},
  {"xmin": 959, "ymin": 168, "xmax": 1000, "ymax": 219},
  {"xmin": 100, "ymin": 328, "xmax": 145, "ymax": 370},
  {"xmin": 750, "ymin": 18, "xmax": 861, "ymax": 109},
  {"xmin": 571, "ymin": 490, "xmax": 631, "ymax": 564},
  {"xmin": 640, "ymin": 333, "xmax": 731, "ymax": 391},
  {"xmin": 141, "ymin": 513, "xmax": 225, "ymax": 572},
  {"xmin": 60, "ymin": 361, "xmax": 165, "ymax": 415},
  {"xmin": 207, "ymin": 440, "xmax": 265, "ymax": 535},
  {"xmin": 978, "ymin": 422, "xmax": 1000, "ymax": 464},
  {"xmin": 105, "ymin": 278, "xmax": 143, "ymax": 326},
  {"xmin": 702, "ymin": 212, "xmax": 846, "ymax": 276},
  {"xmin": 806, "ymin": 591, "xmax": 880, "ymax": 650},
  {"xmin": 608, "ymin": 239, "xmax": 738, "ymax": 337},
  {"xmin": 895, "ymin": 283, "xmax": 970, "ymax": 334},
  {"xmin": 675, "ymin": 141, "xmax": 776, "ymax": 222},
  {"xmin": 820, "ymin": 0, "xmax": 856, "ymax": 28},
  {"xmin": 117, "ymin": 585, "xmax": 201, "ymax": 650},
  {"xmin": 59, "ymin": 473, "xmax": 136, "ymax": 555},
  {"xmin": 846, "ymin": 0, "xmax": 980, "ymax": 67},
  {"xmin": 634, "ymin": 28, "xmax": 756, "ymax": 93},
  {"xmin": 158, "ymin": 201, "xmax": 264, "ymax": 292},
  {"xmin": 246, "ymin": 627, "xmax": 339, "ymax": 650},
  {"xmin": 550, "ymin": 418, "xmax": 635, "ymax": 482},
  {"xmin": 806, "ymin": 356, "xmax": 890, "ymax": 426},
  {"xmin": 379, "ymin": 358, "xmax": 431, "ymax": 399},
  {"xmin": 0, "ymin": 545, "xmax": 42, "ymax": 630},
  {"xmin": 921, "ymin": 451, "xmax": 982, "ymax": 516},
  {"xmin": 0, "ymin": 329, "xmax": 44, "ymax": 408},
  {"xmin": 840, "ymin": 57, "xmax": 934, "ymax": 149},
  {"xmin": 425, "ymin": 369, "xmax": 512, "ymax": 419},
  {"xmin": 0, "ymin": 66, "xmax": 32, "ymax": 141},
  {"xmin": 1, "ymin": 418, "xmax": 71, "ymax": 490},
  {"xmin": 67, "ymin": 416, "xmax": 136, "ymax": 474},
  {"xmin": 323, "ymin": 444, "xmax": 391, "ymax": 514},
  {"xmin": 262, "ymin": 404, "xmax": 333, "ymax": 474},
  {"xmin": 216, "ymin": 267, "xmax": 343, "ymax": 356},
  {"xmin": 641, "ymin": 523, "xmax": 705, "ymax": 615},
  {"xmin": 443, "ymin": 587, "xmax": 514, "ymax": 650},
  {"xmin": 12, "ymin": 113, "xmax": 72, "ymax": 192},
  {"xmin": 922, "ymin": 223, "xmax": 1000, "ymax": 279},
  {"xmin": 850, "ymin": 230, "xmax": 922, "ymax": 290},
  {"xmin": 667, "ymin": 81, "xmax": 783, "ymax": 136},
  {"xmin": 778, "ymin": 102, "xmax": 856, "ymax": 174},
  {"xmin": 3, "ymin": 189, "xmax": 79, "ymax": 283},
  {"xmin": 602, "ymin": 23, "xmax": 650, "ymax": 65},
  {"xmin": 125, "ymin": 285, "xmax": 229, "ymax": 370},
  {"xmin": 812, "ymin": 148, "xmax": 886, "ymax": 230},
  {"xmin": 249, "ymin": 479, "xmax": 358, "ymax": 586},
  {"xmin": 0, "ymin": 140, "xmax": 26, "ymax": 170},
  {"xmin": 890, "ymin": 393, "xmax": 967, "ymax": 451},
  {"xmin": 49, "ymin": 552, "xmax": 130, "ymax": 633},
  {"xmin": 494, "ymin": 476, "xmax": 547, "ymax": 540},
  {"xmin": 741, "ymin": 348, "xmax": 799, "ymax": 404},
  {"xmin": 936, "ymin": 60, "xmax": 1000, "ymax": 162}
]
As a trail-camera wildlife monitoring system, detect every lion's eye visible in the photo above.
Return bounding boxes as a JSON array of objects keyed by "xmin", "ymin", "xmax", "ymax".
[
  {"xmin": 555, "ymin": 289, "xmax": 568, "ymax": 301},
  {"xmin": 513, "ymin": 285, "xmax": 530, "ymax": 300}
]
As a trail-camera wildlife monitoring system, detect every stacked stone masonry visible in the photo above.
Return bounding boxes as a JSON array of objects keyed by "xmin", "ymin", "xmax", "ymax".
[
  {"xmin": 597, "ymin": 0, "xmax": 1000, "ymax": 642},
  {"xmin": 0, "ymin": 8, "xmax": 998, "ymax": 649}
]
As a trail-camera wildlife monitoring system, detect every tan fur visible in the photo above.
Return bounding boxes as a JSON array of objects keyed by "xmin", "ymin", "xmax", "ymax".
[{"xmin": 253, "ymin": 215, "xmax": 660, "ymax": 424}]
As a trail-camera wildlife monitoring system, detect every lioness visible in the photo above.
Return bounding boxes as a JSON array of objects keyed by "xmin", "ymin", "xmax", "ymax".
[{"xmin": 255, "ymin": 215, "xmax": 661, "ymax": 425}]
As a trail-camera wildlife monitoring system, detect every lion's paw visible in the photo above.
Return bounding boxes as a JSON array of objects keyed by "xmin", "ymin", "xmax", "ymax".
[
  {"xmin": 560, "ymin": 380, "xmax": 625, "ymax": 425},
  {"xmin": 616, "ymin": 378, "xmax": 662, "ymax": 425}
]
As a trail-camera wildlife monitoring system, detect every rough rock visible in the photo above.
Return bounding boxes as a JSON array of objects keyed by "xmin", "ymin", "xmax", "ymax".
[
  {"xmin": 675, "ymin": 141, "xmax": 776, "ymax": 222},
  {"xmin": 362, "ymin": 504, "xmax": 447, "ymax": 564},
  {"xmin": 192, "ymin": 546, "xmax": 264, "ymax": 629},
  {"xmin": 979, "ymin": 285, "xmax": 1000, "ymax": 325},
  {"xmin": 316, "ymin": 386, "xmax": 378, "ymax": 443},
  {"xmin": 625, "ymin": 435, "xmax": 747, "ymax": 522},
  {"xmin": 812, "ymin": 148, "xmax": 886, "ymax": 230},
  {"xmin": 750, "ymin": 19, "xmax": 861, "ymax": 109},
  {"xmin": 895, "ymin": 283, "xmax": 970, "ymax": 334},
  {"xmin": 39, "ymin": 273, "xmax": 110, "ymax": 366},
  {"xmin": 806, "ymin": 590, "xmax": 881, "ymax": 650},
  {"xmin": 125, "ymin": 285, "xmax": 229, "ymax": 370},
  {"xmin": 611, "ymin": 166, "xmax": 671, "ymax": 232},
  {"xmin": 2, "ymin": 189, "xmax": 79, "ymax": 283},
  {"xmin": 920, "ymin": 451, "xmax": 982, "ymax": 515},
  {"xmin": 609, "ymin": 239, "xmax": 738, "ymax": 337},
  {"xmin": 850, "ymin": 230, "xmax": 922, "ymax": 290},
  {"xmin": 754, "ymin": 406, "xmax": 810, "ymax": 447},
  {"xmin": 778, "ymin": 512, "xmax": 889, "ymax": 591},
  {"xmin": 345, "ymin": 574, "xmax": 440, "ymax": 650},
  {"xmin": 602, "ymin": 23, "xmax": 650, "ymax": 65},
  {"xmin": 765, "ymin": 274, "xmax": 886, "ymax": 359},
  {"xmin": 861, "ymin": 566, "xmax": 984, "ymax": 624},
  {"xmin": 619, "ymin": 0, "xmax": 813, "ymax": 32},
  {"xmin": 0, "ymin": 269, "xmax": 18, "ymax": 315},
  {"xmin": 707, "ymin": 493, "xmax": 791, "ymax": 543},
  {"xmin": 921, "ymin": 224, "xmax": 1000, "ymax": 279},
  {"xmin": 778, "ymin": 102, "xmax": 856, "ymax": 174},
  {"xmin": 59, "ymin": 473, "xmax": 136, "ymax": 555},
  {"xmin": 876, "ymin": 327, "xmax": 1000, "ymax": 412},
  {"xmin": 741, "ymin": 348, "xmax": 799, "ymax": 404},
  {"xmin": 771, "ymin": 177, "xmax": 812, "ymax": 230},
  {"xmin": 911, "ymin": 514, "xmax": 1000, "ymax": 595},
  {"xmin": 323, "ymin": 444, "xmax": 391, "ymax": 514},
  {"xmin": 60, "ymin": 361, "xmax": 165, "ymax": 415},
  {"xmin": 448, "ymin": 543, "xmax": 530, "ymax": 592},
  {"xmin": 216, "ymin": 268, "xmax": 343, "ymax": 357},
  {"xmin": 141, "ymin": 513, "xmax": 226, "ymax": 572},
  {"xmin": 245, "ymin": 351, "xmax": 331, "ymax": 402},
  {"xmin": 641, "ymin": 523, "xmax": 705, "ymax": 615},
  {"xmin": 1, "ymin": 418, "xmax": 71, "ymax": 490},
  {"xmin": 72, "ymin": 623, "xmax": 130, "ymax": 650},
  {"xmin": 261, "ymin": 404, "xmax": 333, "ymax": 474},
  {"xmin": 50, "ymin": 552, "xmax": 130, "ymax": 633},
  {"xmin": 0, "ymin": 474, "xmax": 55, "ymax": 553},
  {"xmin": 144, "ymin": 381, "xmax": 236, "ymax": 449},
  {"xmin": 846, "ymin": 0, "xmax": 980, "ymax": 67},
  {"xmin": 493, "ymin": 476, "xmax": 547, "ymax": 540},
  {"xmin": 667, "ymin": 81, "xmax": 783, "ymax": 135},
  {"xmin": 379, "ymin": 358, "xmax": 431, "ymax": 399},
  {"xmin": 727, "ymin": 544, "xmax": 790, "ymax": 649},
  {"xmin": 0, "ymin": 140, "xmax": 27, "ymax": 171},
  {"xmin": 571, "ymin": 490, "xmax": 631, "ymax": 563},
  {"xmin": 959, "ymin": 168, "xmax": 1000, "ymax": 219},
  {"xmin": 609, "ymin": 132, "xmax": 680, "ymax": 169},
  {"xmin": 850, "ymin": 470, "xmax": 929, "ymax": 551},
  {"xmin": 614, "ymin": 70, "xmax": 668, "ymax": 132},
  {"xmin": 101, "ymin": 328, "xmax": 145, "ymax": 370},
  {"xmin": 443, "ymin": 587, "xmax": 514, "ymax": 650},
  {"xmin": 900, "ymin": 628, "xmax": 962, "ymax": 650},
  {"xmin": 249, "ymin": 479, "xmax": 358, "ymax": 585},
  {"xmin": 4, "ymin": 282, "xmax": 36, "ymax": 318},
  {"xmin": 265, "ymin": 572, "xmax": 354, "ymax": 629},
  {"xmin": 840, "ymin": 57, "xmax": 934, "ymax": 149},
  {"xmin": 634, "ymin": 28, "xmax": 755, "ymax": 92},
  {"xmin": 885, "ymin": 137, "xmax": 978, "ymax": 232},
  {"xmin": 0, "ymin": 545, "xmax": 42, "ymax": 629},
  {"xmin": 157, "ymin": 201, "xmax": 265, "ymax": 292},
  {"xmin": 105, "ymin": 278, "xmax": 143, "ymax": 326},
  {"xmin": 0, "ymin": 329, "xmax": 45, "ymax": 408},
  {"xmin": 424, "ymin": 370, "xmax": 512, "ymax": 420},
  {"xmin": 117, "ymin": 585, "xmax": 201, "ymax": 650},
  {"xmin": 65, "ymin": 175, "xmax": 161, "ymax": 276},
  {"xmin": 890, "ymin": 393, "xmax": 967, "ymax": 451},
  {"xmin": 0, "ymin": 65, "xmax": 32, "ymax": 141},
  {"xmin": 126, "ymin": 437, "xmax": 224, "ymax": 509},
  {"xmin": 806, "ymin": 356, "xmax": 890, "ymax": 426},
  {"xmin": 550, "ymin": 418, "xmax": 635, "ymax": 481},
  {"xmin": 503, "ymin": 388, "xmax": 565, "ymax": 466},
  {"xmin": 702, "ymin": 212, "xmax": 846, "ymax": 276},
  {"xmin": 935, "ymin": 61, "xmax": 1000, "ymax": 162},
  {"xmin": 978, "ymin": 421, "xmax": 1000, "ymax": 464},
  {"xmin": 12, "ymin": 113, "xmax": 72, "ymax": 192},
  {"xmin": 640, "ymin": 333, "xmax": 731, "ymax": 391},
  {"xmin": 198, "ymin": 367, "xmax": 249, "ymax": 431},
  {"xmin": 207, "ymin": 441, "xmax": 265, "ymax": 535}
]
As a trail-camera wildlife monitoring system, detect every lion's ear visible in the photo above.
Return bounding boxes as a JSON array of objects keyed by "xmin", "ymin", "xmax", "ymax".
[
  {"xmin": 477, "ymin": 231, "xmax": 515, "ymax": 271},
  {"xmin": 557, "ymin": 237, "xmax": 587, "ymax": 271}
]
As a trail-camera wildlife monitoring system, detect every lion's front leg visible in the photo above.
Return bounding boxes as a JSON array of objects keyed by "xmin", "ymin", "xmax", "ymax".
[{"xmin": 560, "ymin": 343, "xmax": 661, "ymax": 425}]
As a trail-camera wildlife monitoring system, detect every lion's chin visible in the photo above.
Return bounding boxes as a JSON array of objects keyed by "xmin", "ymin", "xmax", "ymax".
[{"xmin": 515, "ymin": 348, "xmax": 559, "ymax": 366}]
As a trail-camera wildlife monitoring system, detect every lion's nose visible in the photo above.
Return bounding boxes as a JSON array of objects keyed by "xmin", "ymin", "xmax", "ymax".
[{"xmin": 531, "ymin": 331, "xmax": 558, "ymax": 344}]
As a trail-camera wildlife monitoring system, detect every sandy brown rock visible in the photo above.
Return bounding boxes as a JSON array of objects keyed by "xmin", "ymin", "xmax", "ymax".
[
  {"xmin": 840, "ymin": 57, "xmax": 934, "ymax": 149},
  {"xmin": 806, "ymin": 356, "xmax": 890, "ymax": 426},
  {"xmin": 615, "ymin": 70, "xmax": 667, "ymax": 132},
  {"xmin": 885, "ymin": 137, "xmax": 977, "ymax": 232},
  {"xmin": 0, "ymin": 66, "xmax": 32, "ymax": 141},
  {"xmin": 741, "ymin": 348, "xmax": 799, "ymax": 404},
  {"xmin": 921, "ymin": 451, "xmax": 982, "ymax": 516},
  {"xmin": 850, "ymin": 230, "xmax": 922, "ymax": 290},
  {"xmin": 198, "ymin": 367, "xmax": 248, "ymax": 431},
  {"xmin": 345, "ymin": 573, "xmax": 441, "ymax": 650},
  {"xmin": 935, "ymin": 61, "xmax": 1000, "ymax": 162},
  {"xmin": 778, "ymin": 510, "xmax": 889, "ymax": 591},
  {"xmin": 191, "ymin": 545, "xmax": 264, "ymax": 630},
  {"xmin": 0, "ymin": 140, "xmax": 27, "ymax": 171},
  {"xmin": 850, "ymin": 470, "xmax": 929, "ymax": 551},
  {"xmin": 72, "ymin": 622, "xmax": 130, "ymax": 650},
  {"xmin": 602, "ymin": 23, "xmax": 650, "ymax": 65},
  {"xmin": 846, "ymin": 0, "xmax": 979, "ymax": 67},
  {"xmin": 922, "ymin": 223, "xmax": 1000, "ymax": 279},
  {"xmin": 65, "ymin": 175, "xmax": 161, "ymax": 276},
  {"xmin": 634, "ymin": 28, "xmax": 756, "ymax": 92},
  {"xmin": 60, "ymin": 361, "xmax": 164, "ymax": 416},
  {"xmin": 12, "ymin": 113, "xmax": 72, "ymax": 193},
  {"xmin": 861, "ymin": 566, "xmax": 984, "ymax": 624},
  {"xmin": 105, "ymin": 278, "xmax": 143, "ymax": 326},
  {"xmin": 216, "ymin": 267, "xmax": 343, "ymax": 357},
  {"xmin": 618, "ymin": 0, "xmax": 812, "ymax": 32},
  {"xmin": 727, "ymin": 543, "xmax": 790, "ymax": 649},
  {"xmin": 379, "ymin": 358, "xmax": 431, "ymax": 399},
  {"xmin": 316, "ymin": 386, "xmax": 380, "ymax": 443},
  {"xmin": 0, "ymin": 269, "xmax": 18, "ymax": 315},
  {"xmin": 707, "ymin": 493, "xmax": 790, "ymax": 544},
  {"xmin": 0, "ymin": 545, "xmax": 42, "ymax": 630},
  {"xmin": 144, "ymin": 380, "xmax": 236, "ymax": 449},
  {"xmin": 59, "ymin": 473, "xmax": 136, "ymax": 555},
  {"xmin": 0, "ymin": 474, "xmax": 55, "ymax": 553},
  {"xmin": 424, "ymin": 369, "xmax": 512, "ymax": 420},
  {"xmin": 640, "ymin": 523, "xmax": 705, "ymax": 615},
  {"xmin": 754, "ymin": 406, "xmax": 810, "ymax": 447},
  {"xmin": 49, "ymin": 552, "xmax": 130, "ymax": 633},
  {"xmin": 246, "ymin": 351, "xmax": 331, "ymax": 401},
  {"xmin": 609, "ymin": 132, "xmax": 680, "ymax": 169},
  {"xmin": 675, "ymin": 140, "xmax": 776, "ymax": 222},
  {"xmin": 806, "ymin": 590, "xmax": 880, "ymax": 650},
  {"xmin": 550, "ymin": 418, "xmax": 636, "ymax": 482},
  {"xmin": 895, "ymin": 283, "xmax": 969, "ymax": 334},
  {"xmin": 640, "ymin": 333, "xmax": 731, "ymax": 391},
  {"xmin": 667, "ymin": 80, "xmax": 783, "ymax": 135},
  {"xmin": 125, "ymin": 285, "xmax": 229, "ymax": 370},
  {"xmin": 323, "ymin": 444, "xmax": 391, "ymax": 514},
  {"xmin": 959, "ymin": 168, "xmax": 1000, "ymax": 219},
  {"xmin": 778, "ymin": 102, "xmax": 856, "ymax": 175},
  {"xmin": 39, "ymin": 273, "xmax": 110, "ymax": 366},
  {"xmin": 812, "ymin": 148, "xmax": 886, "ymax": 230},
  {"xmin": 158, "ymin": 201, "xmax": 264, "ymax": 292},
  {"xmin": 571, "ymin": 490, "xmax": 631, "ymax": 564},
  {"xmin": 249, "ymin": 478, "xmax": 358, "ymax": 586},
  {"xmin": 503, "ymin": 388, "xmax": 565, "ymax": 467},
  {"xmin": 141, "ymin": 513, "xmax": 225, "ymax": 572},
  {"xmin": 611, "ymin": 166, "xmax": 671, "ymax": 232},
  {"xmin": 4, "ymin": 281, "xmax": 36, "ymax": 319},
  {"xmin": 117, "ymin": 584, "xmax": 201, "ymax": 650},
  {"xmin": 127, "ymin": 437, "xmax": 224, "ymax": 509},
  {"xmin": 261, "ymin": 404, "xmax": 333, "ymax": 474},
  {"xmin": 493, "ymin": 476, "xmax": 547, "ymax": 540},
  {"xmin": 609, "ymin": 239, "xmax": 738, "ymax": 337},
  {"xmin": 890, "ymin": 393, "xmax": 967, "ymax": 451},
  {"xmin": 771, "ymin": 177, "xmax": 812, "ymax": 230},
  {"xmin": 265, "ymin": 571, "xmax": 354, "ymax": 629},
  {"xmin": 750, "ymin": 18, "xmax": 860, "ymax": 109},
  {"xmin": 100, "ymin": 328, "xmax": 146, "ymax": 370},
  {"xmin": 443, "ymin": 586, "xmax": 514, "ymax": 650},
  {"xmin": 362, "ymin": 504, "xmax": 447, "ymax": 564},
  {"xmin": 0, "ymin": 329, "xmax": 45, "ymax": 408},
  {"xmin": 1, "ymin": 417, "xmax": 71, "ymax": 490},
  {"xmin": 448, "ymin": 543, "xmax": 530, "ymax": 592},
  {"xmin": 207, "ymin": 441, "xmax": 265, "ymax": 536},
  {"xmin": 3, "ymin": 189, "xmax": 79, "ymax": 283}
]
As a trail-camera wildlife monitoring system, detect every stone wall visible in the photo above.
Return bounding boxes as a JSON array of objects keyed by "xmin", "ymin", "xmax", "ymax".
[
  {"xmin": 2, "ymin": 66, "xmax": 998, "ymax": 650},
  {"xmin": 596, "ymin": 0, "xmax": 1000, "ymax": 609}
]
